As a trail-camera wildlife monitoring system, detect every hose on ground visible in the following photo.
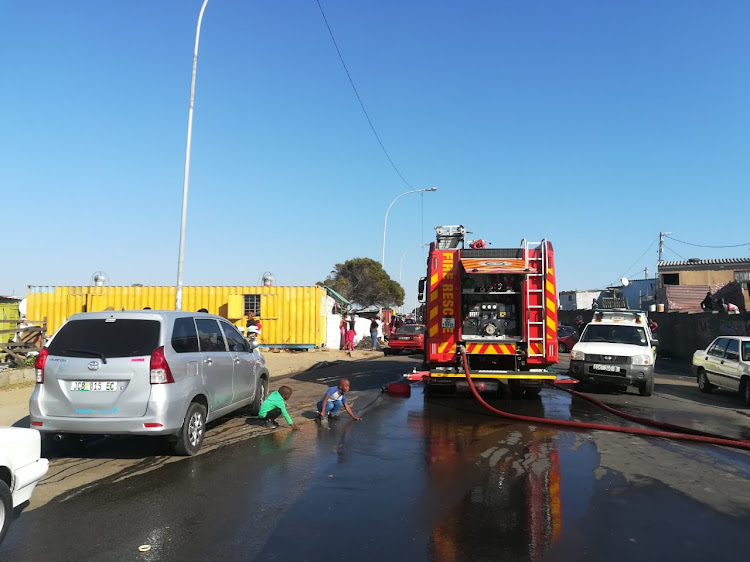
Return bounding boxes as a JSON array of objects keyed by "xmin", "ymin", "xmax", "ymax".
[
  {"xmin": 550, "ymin": 383, "xmax": 744, "ymax": 442},
  {"xmin": 458, "ymin": 346, "xmax": 750, "ymax": 452}
]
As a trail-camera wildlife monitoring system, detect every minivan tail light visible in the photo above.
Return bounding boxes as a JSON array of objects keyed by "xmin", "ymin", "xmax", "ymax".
[
  {"xmin": 35, "ymin": 347, "xmax": 49, "ymax": 383},
  {"xmin": 150, "ymin": 346, "xmax": 175, "ymax": 384}
]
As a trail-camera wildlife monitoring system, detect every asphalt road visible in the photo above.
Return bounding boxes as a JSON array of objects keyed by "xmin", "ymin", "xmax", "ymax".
[{"xmin": 2, "ymin": 354, "xmax": 750, "ymax": 561}]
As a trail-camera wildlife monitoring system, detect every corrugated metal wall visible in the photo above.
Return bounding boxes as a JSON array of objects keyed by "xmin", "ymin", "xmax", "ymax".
[
  {"xmin": 0, "ymin": 300, "xmax": 21, "ymax": 343},
  {"xmin": 26, "ymin": 286, "xmax": 327, "ymax": 348}
]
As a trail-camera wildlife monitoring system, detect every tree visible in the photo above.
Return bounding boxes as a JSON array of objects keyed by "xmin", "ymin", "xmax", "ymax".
[{"xmin": 319, "ymin": 258, "xmax": 405, "ymax": 308}]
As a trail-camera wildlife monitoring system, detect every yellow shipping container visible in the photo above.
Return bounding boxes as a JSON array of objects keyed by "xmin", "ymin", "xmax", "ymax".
[{"xmin": 26, "ymin": 285, "xmax": 327, "ymax": 349}]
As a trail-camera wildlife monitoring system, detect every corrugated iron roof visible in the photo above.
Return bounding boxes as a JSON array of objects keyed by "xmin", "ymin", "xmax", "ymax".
[{"xmin": 658, "ymin": 258, "xmax": 750, "ymax": 267}]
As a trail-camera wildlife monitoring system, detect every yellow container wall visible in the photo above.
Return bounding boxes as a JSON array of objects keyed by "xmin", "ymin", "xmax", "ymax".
[{"xmin": 26, "ymin": 286, "xmax": 326, "ymax": 347}]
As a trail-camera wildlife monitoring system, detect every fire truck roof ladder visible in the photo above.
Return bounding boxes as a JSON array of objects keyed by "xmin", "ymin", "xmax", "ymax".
[
  {"xmin": 434, "ymin": 225, "xmax": 466, "ymax": 249},
  {"xmin": 521, "ymin": 239, "xmax": 548, "ymax": 357}
]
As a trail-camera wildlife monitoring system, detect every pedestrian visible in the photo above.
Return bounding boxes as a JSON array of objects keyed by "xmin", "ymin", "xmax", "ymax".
[
  {"xmin": 575, "ymin": 315, "xmax": 586, "ymax": 339},
  {"xmin": 591, "ymin": 298, "xmax": 598, "ymax": 311},
  {"xmin": 727, "ymin": 301, "xmax": 740, "ymax": 314},
  {"xmin": 648, "ymin": 318, "xmax": 658, "ymax": 336},
  {"xmin": 247, "ymin": 311, "xmax": 262, "ymax": 336},
  {"xmin": 716, "ymin": 298, "xmax": 729, "ymax": 313},
  {"xmin": 316, "ymin": 378, "xmax": 362, "ymax": 422},
  {"xmin": 345, "ymin": 325, "xmax": 356, "ymax": 350},
  {"xmin": 700, "ymin": 291, "xmax": 714, "ymax": 311},
  {"xmin": 370, "ymin": 317, "xmax": 379, "ymax": 351},
  {"xmin": 258, "ymin": 385, "xmax": 300, "ymax": 430},
  {"xmin": 339, "ymin": 315, "xmax": 348, "ymax": 350}
]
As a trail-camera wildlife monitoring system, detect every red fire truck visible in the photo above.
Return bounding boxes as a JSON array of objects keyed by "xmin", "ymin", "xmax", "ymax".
[{"xmin": 418, "ymin": 225, "xmax": 559, "ymax": 396}]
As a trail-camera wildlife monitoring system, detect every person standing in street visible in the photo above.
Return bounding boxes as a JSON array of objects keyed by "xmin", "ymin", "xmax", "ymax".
[
  {"xmin": 370, "ymin": 317, "xmax": 379, "ymax": 351},
  {"xmin": 258, "ymin": 385, "xmax": 300, "ymax": 430}
]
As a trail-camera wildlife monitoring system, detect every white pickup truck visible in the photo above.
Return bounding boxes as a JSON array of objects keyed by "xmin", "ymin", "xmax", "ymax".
[
  {"xmin": 0, "ymin": 428, "xmax": 49, "ymax": 544},
  {"xmin": 569, "ymin": 310, "xmax": 657, "ymax": 395},
  {"xmin": 692, "ymin": 336, "xmax": 750, "ymax": 406}
]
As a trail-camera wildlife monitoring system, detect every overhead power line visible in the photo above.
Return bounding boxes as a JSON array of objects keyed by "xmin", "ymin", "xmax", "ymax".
[
  {"xmin": 619, "ymin": 238, "xmax": 658, "ymax": 280},
  {"xmin": 315, "ymin": 0, "xmax": 413, "ymax": 189},
  {"xmin": 663, "ymin": 244, "xmax": 687, "ymax": 260},
  {"xmin": 665, "ymin": 235, "xmax": 750, "ymax": 249}
]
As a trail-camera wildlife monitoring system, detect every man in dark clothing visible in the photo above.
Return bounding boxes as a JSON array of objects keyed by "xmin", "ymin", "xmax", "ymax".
[
  {"xmin": 700, "ymin": 292, "xmax": 714, "ymax": 311},
  {"xmin": 575, "ymin": 315, "xmax": 587, "ymax": 339}
]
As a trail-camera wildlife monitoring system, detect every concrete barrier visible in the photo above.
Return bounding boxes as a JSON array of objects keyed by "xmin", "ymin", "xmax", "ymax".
[{"xmin": 0, "ymin": 367, "xmax": 35, "ymax": 389}]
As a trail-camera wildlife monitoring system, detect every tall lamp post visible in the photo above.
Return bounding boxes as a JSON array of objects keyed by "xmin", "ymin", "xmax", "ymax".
[
  {"xmin": 175, "ymin": 0, "xmax": 210, "ymax": 311},
  {"xmin": 381, "ymin": 187, "xmax": 437, "ymax": 267}
]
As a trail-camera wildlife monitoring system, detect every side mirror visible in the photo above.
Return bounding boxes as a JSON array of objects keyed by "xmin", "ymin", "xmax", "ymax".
[
  {"xmin": 418, "ymin": 277, "xmax": 426, "ymax": 294},
  {"xmin": 248, "ymin": 338, "xmax": 260, "ymax": 350},
  {"xmin": 651, "ymin": 339, "xmax": 659, "ymax": 347}
]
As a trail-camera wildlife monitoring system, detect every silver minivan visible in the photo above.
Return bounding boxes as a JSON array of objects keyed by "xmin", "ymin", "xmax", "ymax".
[{"xmin": 29, "ymin": 310, "xmax": 269, "ymax": 455}]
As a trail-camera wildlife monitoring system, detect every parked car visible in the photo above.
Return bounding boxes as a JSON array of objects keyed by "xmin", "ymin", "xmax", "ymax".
[
  {"xmin": 558, "ymin": 325, "xmax": 578, "ymax": 352},
  {"xmin": 29, "ymin": 310, "xmax": 269, "ymax": 456},
  {"xmin": 569, "ymin": 310, "xmax": 657, "ymax": 396},
  {"xmin": 385, "ymin": 324, "xmax": 425, "ymax": 355},
  {"xmin": 692, "ymin": 336, "xmax": 750, "ymax": 406},
  {"xmin": 0, "ymin": 428, "xmax": 49, "ymax": 544}
]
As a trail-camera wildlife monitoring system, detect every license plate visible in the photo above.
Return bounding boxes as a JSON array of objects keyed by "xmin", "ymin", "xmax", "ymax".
[
  {"xmin": 397, "ymin": 336, "xmax": 411, "ymax": 340},
  {"xmin": 71, "ymin": 381, "xmax": 118, "ymax": 392},
  {"xmin": 592, "ymin": 364, "xmax": 620, "ymax": 373}
]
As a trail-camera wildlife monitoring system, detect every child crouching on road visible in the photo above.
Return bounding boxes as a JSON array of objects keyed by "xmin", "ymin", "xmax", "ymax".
[
  {"xmin": 258, "ymin": 385, "xmax": 300, "ymax": 430},
  {"xmin": 316, "ymin": 378, "xmax": 362, "ymax": 422}
]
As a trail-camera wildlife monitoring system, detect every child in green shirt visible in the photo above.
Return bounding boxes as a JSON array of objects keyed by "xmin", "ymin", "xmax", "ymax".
[{"xmin": 258, "ymin": 385, "xmax": 300, "ymax": 430}]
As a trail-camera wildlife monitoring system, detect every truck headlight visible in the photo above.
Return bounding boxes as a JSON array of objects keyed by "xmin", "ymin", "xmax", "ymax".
[
  {"xmin": 631, "ymin": 354, "xmax": 652, "ymax": 366},
  {"xmin": 570, "ymin": 350, "xmax": 585, "ymax": 361}
]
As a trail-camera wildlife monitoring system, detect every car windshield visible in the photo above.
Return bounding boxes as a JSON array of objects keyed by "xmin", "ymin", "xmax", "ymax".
[
  {"xmin": 581, "ymin": 324, "xmax": 647, "ymax": 346},
  {"xmin": 743, "ymin": 342, "xmax": 750, "ymax": 362},
  {"xmin": 396, "ymin": 325, "xmax": 424, "ymax": 335},
  {"xmin": 48, "ymin": 319, "xmax": 161, "ymax": 358}
]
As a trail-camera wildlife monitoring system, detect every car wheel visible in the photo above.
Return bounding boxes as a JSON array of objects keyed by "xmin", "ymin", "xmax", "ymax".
[
  {"xmin": 559, "ymin": 342, "xmax": 568, "ymax": 353},
  {"xmin": 742, "ymin": 378, "xmax": 750, "ymax": 407},
  {"xmin": 0, "ymin": 478, "xmax": 12, "ymax": 545},
  {"xmin": 249, "ymin": 376, "xmax": 268, "ymax": 416},
  {"xmin": 639, "ymin": 377, "xmax": 654, "ymax": 397},
  {"xmin": 174, "ymin": 401, "xmax": 207, "ymax": 456},
  {"xmin": 697, "ymin": 369, "xmax": 712, "ymax": 393},
  {"xmin": 383, "ymin": 349, "xmax": 390, "ymax": 356}
]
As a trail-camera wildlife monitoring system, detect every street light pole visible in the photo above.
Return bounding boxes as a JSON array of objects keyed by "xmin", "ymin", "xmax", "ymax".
[
  {"xmin": 175, "ymin": 0, "xmax": 210, "ymax": 311},
  {"xmin": 381, "ymin": 187, "xmax": 437, "ymax": 267}
]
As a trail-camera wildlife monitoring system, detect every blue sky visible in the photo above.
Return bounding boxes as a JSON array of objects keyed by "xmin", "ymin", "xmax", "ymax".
[{"xmin": 2, "ymin": 1, "xmax": 748, "ymax": 308}]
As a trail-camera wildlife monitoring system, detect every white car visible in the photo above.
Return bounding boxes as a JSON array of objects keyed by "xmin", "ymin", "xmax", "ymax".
[
  {"xmin": 692, "ymin": 336, "xmax": 750, "ymax": 406},
  {"xmin": 0, "ymin": 428, "xmax": 49, "ymax": 544}
]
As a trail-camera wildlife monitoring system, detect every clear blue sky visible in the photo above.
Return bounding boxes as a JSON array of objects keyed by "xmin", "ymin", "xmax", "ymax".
[{"xmin": 2, "ymin": 1, "xmax": 748, "ymax": 308}]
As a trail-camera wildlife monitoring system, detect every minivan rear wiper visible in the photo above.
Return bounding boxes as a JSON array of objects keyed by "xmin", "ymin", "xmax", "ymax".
[{"xmin": 65, "ymin": 349, "xmax": 108, "ymax": 364}]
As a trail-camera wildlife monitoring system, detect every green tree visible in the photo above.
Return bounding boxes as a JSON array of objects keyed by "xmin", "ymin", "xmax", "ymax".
[{"xmin": 319, "ymin": 258, "xmax": 405, "ymax": 307}]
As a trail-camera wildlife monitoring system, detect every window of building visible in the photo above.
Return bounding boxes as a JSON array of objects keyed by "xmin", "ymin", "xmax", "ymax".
[
  {"xmin": 735, "ymin": 271, "xmax": 750, "ymax": 289},
  {"xmin": 244, "ymin": 294, "xmax": 261, "ymax": 316},
  {"xmin": 661, "ymin": 273, "xmax": 679, "ymax": 285}
]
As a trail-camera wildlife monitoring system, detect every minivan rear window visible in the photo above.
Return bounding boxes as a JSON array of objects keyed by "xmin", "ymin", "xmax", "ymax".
[{"xmin": 48, "ymin": 319, "xmax": 160, "ymax": 359}]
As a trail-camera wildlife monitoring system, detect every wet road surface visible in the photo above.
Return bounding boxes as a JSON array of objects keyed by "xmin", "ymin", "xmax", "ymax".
[{"xmin": 3, "ymin": 373, "xmax": 750, "ymax": 561}]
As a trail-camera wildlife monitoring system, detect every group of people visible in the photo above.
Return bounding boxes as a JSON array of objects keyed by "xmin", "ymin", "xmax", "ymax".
[
  {"xmin": 701, "ymin": 291, "xmax": 740, "ymax": 313},
  {"xmin": 339, "ymin": 315, "xmax": 381, "ymax": 351},
  {"xmin": 256, "ymin": 377, "xmax": 362, "ymax": 430}
]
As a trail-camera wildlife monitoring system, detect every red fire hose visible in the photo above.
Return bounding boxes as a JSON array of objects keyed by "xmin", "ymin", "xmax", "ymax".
[{"xmin": 458, "ymin": 346, "xmax": 750, "ymax": 452}]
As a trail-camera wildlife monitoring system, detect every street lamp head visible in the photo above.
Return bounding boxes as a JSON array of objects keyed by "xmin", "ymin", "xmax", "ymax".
[{"xmin": 426, "ymin": 187, "xmax": 437, "ymax": 192}]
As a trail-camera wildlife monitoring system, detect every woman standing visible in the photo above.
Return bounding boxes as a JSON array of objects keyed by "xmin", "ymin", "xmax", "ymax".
[{"xmin": 339, "ymin": 315, "xmax": 347, "ymax": 350}]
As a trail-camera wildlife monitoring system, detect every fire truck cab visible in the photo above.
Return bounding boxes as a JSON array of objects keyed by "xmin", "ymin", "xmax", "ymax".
[{"xmin": 419, "ymin": 225, "xmax": 559, "ymax": 396}]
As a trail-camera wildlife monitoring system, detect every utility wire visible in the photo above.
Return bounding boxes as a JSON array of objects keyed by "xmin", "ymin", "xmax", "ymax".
[
  {"xmin": 619, "ymin": 238, "xmax": 658, "ymax": 280},
  {"xmin": 315, "ymin": 0, "xmax": 413, "ymax": 189},
  {"xmin": 665, "ymin": 235, "xmax": 750, "ymax": 249},
  {"xmin": 663, "ymin": 244, "xmax": 687, "ymax": 260}
]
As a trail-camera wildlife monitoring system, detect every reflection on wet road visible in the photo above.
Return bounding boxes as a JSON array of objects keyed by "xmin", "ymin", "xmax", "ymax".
[{"xmin": 2, "ymin": 385, "xmax": 749, "ymax": 561}]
